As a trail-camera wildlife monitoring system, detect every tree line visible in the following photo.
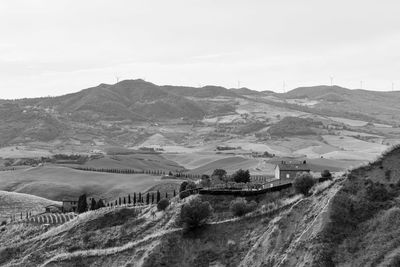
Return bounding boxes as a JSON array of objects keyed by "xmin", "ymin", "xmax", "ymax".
[{"xmin": 75, "ymin": 190, "xmax": 177, "ymax": 213}]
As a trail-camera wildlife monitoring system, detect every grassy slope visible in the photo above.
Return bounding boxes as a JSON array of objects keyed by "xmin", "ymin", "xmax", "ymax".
[
  {"xmin": 0, "ymin": 165, "xmax": 183, "ymax": 201},
  {"xmin": 0, "ymin": 191, "xmax": 60, "ymax": 222}
]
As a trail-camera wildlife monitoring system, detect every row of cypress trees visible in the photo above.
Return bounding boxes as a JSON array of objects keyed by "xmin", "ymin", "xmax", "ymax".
[{"xmin": 107, "ymin": 190, "xmax": 176, "ymax": 207}]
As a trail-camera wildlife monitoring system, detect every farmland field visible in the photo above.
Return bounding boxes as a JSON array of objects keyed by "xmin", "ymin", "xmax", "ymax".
[{"xmin": 0, "ymin": 165, "xmax": 184, "ymax": 201}]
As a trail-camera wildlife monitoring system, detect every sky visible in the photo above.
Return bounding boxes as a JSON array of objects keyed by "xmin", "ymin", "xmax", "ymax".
[{"xmin": 0, "ymin": 0, "xmax": 399, "ymax": 99}]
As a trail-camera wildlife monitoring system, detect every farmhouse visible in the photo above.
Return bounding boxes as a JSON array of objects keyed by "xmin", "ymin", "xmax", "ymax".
[
  {"xmin": 62, "ymin": 199, "xmax": 78, "ymax": 213},
  {"xmin": 275, "ymin": 161, "xmax": 310, "ymax": 180}
]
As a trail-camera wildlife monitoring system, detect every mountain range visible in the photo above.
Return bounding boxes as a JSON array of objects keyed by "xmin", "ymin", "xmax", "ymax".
[{"xmin": 0, "ymin": 80, "xmax": 400, "ymax": 147}]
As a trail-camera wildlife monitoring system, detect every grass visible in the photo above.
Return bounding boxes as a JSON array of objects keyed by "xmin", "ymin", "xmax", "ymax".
[
  {"xmin": 0, "ymin": 165, "xmax": 184, "ymax": 201},
  {"xmin": 0, "ymin": 190, "xmax": 60, "ymax": 222}
]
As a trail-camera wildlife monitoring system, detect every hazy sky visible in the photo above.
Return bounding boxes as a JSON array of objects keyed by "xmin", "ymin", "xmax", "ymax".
[{"xmin": 0, "ymin": 0, "xmax": 399, "ymax": 99}]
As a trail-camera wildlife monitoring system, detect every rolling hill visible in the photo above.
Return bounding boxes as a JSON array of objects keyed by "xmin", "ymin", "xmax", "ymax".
[
  {"xmin": 281, "ymin": 85, "xmax": 400, "ymax": 124},
  {"xmin": 0, "ymin": 165, "xmax": 183, "ymax": 201},
  {"xmin": 0, "ymin": 190, "xmax": 60, "ymax": 222}
]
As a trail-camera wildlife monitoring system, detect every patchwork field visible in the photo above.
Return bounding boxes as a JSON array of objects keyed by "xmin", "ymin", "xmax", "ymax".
[{"xmin": 0, "ymin": 166, "xmax": 183, "ymax": 201}]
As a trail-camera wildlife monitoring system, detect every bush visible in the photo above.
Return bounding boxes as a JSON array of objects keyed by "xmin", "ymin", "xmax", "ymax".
[
  {"xmin": 293, "ymin": 173, "xmax": 315, "ymax": 195},
  {"xmin": 1, "ymin": 221, "xmax": 6, "ymax": 226},
  {"xmin": 321, "ymin": 170, "xmax": 332, "ymax": 180},
  {"xmin": 180, "ymin": 198, "xmax": 213, "ymax": 230},
  {"xmin": 230, "ymin": 198, "xmax": 257, "ymax": 217},
  {"xmin": 157, "ymin": 198, "xmax": 170, "ymax": 211}
]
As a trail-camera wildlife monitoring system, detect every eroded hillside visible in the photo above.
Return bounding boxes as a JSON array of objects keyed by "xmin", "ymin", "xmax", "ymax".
[{"xmin": 1, "ymin": 146, "xmax": 400, "ymax": 267}]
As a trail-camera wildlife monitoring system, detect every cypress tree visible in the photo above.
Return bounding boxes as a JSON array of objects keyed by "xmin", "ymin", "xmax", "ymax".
[
  {"xmin": 156, "ymin": 190, "xmax": 161, "ymax": 203},
  {"xmin": 96, "ymin": 199, "xmax": 105, "ymax": 209},
  {"xmin": 115, "ymin": 200, "xmax": 117, "ymax": 206},
  {"xmin": 128, "ymin": 194, "xmax": 131, "ymax": 204},
  {"xmin": 77, "ymin": 194, "xmax": 88, "ymax": 213},
  {"xmin": 138, "ymin": 192, "xmax": 142, "ymax": 203},
  {"xmin": 90, "ymin": 198, "xmax": 97, "ymax": 210},
  {"xmin": 119, "ymin": 197, "xmax": 121, "ymax": 205},
  {"xmin": 151, "ymin": 193, "xmax": 154, "ymax": 203},
  {"xmin": 173, "ymin": 190, "xmax": 176, "ymax": 197},
  {"xmin": 165, "ymin": 192, "xmax": 168, "ymax": 199},
  {"xmin": 146, "ymin": 193, "xmax": 150, "ymax": 205},
  {"xmin": 133, "ymin": 192, "xmax": 136, "ymax": 205},
  {"xmin": 123, "ymin": 197, "xmax": 126, "ymax": 205}
]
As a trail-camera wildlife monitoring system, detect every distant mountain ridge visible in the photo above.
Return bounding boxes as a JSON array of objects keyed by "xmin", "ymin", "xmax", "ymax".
[{"xmin": 1, "ymin": 80, "xmax": 400, "ymax": 146}]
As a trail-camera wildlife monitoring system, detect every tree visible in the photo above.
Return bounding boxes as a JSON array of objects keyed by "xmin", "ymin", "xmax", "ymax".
[
  {"xmin": 173, "ymin": 190, "xmax": 176, "ymax": 197},
  {"xmin": 321, "ymin": 170, "xmax": 332, "ymax": 180},
  {"xmin": 200, "ymin": 174, "xmax": 211, "ymax": 188},
  {"xmin": 179, "ymin": 181, "xmax": 189, "ymax": 192},
  {"xmin": 123, "ymin": 197, "xmax": 126, "ymax": 205},
  {"xmin": 128, "ymin": 194, "xmax": 131, "ymax": 204},
  {"xmin": 138, "ymin": 192, "xmax": 142, "ymax": 203},
  {"xmin": 133, "ymin": 192, "xmax": 136, "ymax": 205},
  {"xmin": 293, "ymin": 173, "xmax": 315, "ymax": 195},
  {"xmin": 77, "ymin": 194, "xmax": 88, "ymax": 213},
  {"xmin": 212, "ymin": 169, "xmax": 230, "ymax": 187},
  {"xmin": 157, "ymin": 198, "xmax": 170, "ymax": 211},
  {"xmin": 90, "ymin": 198, "xmax": 97, "ymax": 210},
  {"xmin": 180, "ymin": 198, "xmax": 213, "ymax": 230},
  {"xmin": 119, "ymin": 197, "xmax": 122, "ymax": 206},
  {"xmin": 152, "ymin": 193, "xmax": 155, "ymax": 203},
  {"xmin": 212, "ymin": 169, "xmax": 227, "ymax": 180},
  {"xmin": 96, "ymin": 199, "xmax": 105, "ymax": 209},
  {"xmin": 232, "ymin": 169, "xmax": 250, "ymax": 183},
  {"xmin": 146, "ymin": 193, "xmax": 150, "ymax": 205},
  {"xmin": 156, "ymin": 190, "xmax": 161, "ymax": 203},
  {"xmin": 165, "ymin": 192, "xmax": 168, "ymax": 199}
]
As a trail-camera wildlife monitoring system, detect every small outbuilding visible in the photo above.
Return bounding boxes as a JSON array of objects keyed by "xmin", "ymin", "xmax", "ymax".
[
  {"xmin": 62, "ymin": 199, "xmax": 78, "ymax": 213},
  {"xmin": 45, "ymin": 204, "xmax": 62, "ymax": 213},
  {"xmin": 275, "ymin": 161, "xmax": 311, "ymax": 180}
]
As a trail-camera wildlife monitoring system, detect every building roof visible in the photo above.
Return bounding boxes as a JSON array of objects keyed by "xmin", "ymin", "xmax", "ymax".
[
  {"xmin": 62, "ymin": 199, "xmax": 77, "ymax": 202},
  {"xmin": 277, "ymin": 162, "xmax": 311, "ymax": 171}
]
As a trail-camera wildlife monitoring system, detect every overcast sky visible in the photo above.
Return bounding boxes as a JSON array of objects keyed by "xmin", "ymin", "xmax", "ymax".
[{"xmin": 0, "ymin": 0, "xmax": 399, "ymax": 99}]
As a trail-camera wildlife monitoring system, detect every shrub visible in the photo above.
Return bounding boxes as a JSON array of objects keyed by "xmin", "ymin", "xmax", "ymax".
[
  {"xmin": 157, "ymin": 198, "xmax": 170, "ymax": 211},
  {"xmin": 293, "ymin": 173, "xmax": 315, "ymax": 196},
  {"xmin": 180, "ymin": 198, "xmax": 213, "ymax": 230},
  {"xmin": 232, "ymin": 169, "xmax": 250, "ymax": 183},
  {"xmin": 0, "ymin": 221, "xmax": 6, "ymax": 226},
  {"xmin": 230, "ymin": 198, "xmax": 257, "ymax": 217},
  {"xmin": 321, "ymin": 170, "xmax": 332, "ymax": 180}
]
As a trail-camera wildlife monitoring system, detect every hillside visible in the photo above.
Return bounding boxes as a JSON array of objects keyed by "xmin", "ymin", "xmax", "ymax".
[
  {"xmin": 281, "ymin": 85, "xmax": 400, "ymax": 124},
  {"xmin": 1, "ymin": 146, "xmax": 399, "ymax": 266},
  {"xmin": 0, "ymin": 191, "xmax": 60, "ymax": 222},
  {"xmin": 0, "ymin": 166, "xmax": 183, "ymax": 201}
]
